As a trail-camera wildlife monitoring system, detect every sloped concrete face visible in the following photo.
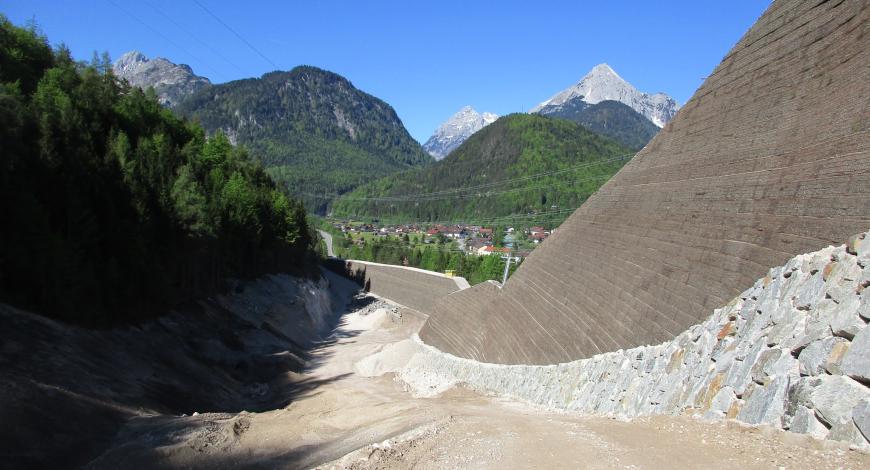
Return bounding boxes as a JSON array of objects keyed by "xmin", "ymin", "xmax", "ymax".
[
  {"xmin": 341, "ymin": 261, "xmax": 462, "ymax": 314},
  {"xmin": 379, "ymin": 235, "xmax": 870, "ymax": 445},
  {"xmin": 420, "ymin": 0, "xmax": 870, "ymax": 365}
]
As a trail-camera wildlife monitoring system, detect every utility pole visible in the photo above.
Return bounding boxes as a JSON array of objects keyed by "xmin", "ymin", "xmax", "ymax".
[{"xmin": 500, "ymin": 250, "xmax": 515, "ymax": 286}]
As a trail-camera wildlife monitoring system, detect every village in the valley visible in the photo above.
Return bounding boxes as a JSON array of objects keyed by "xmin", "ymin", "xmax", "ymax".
[{"xmin": 327, "ymin": 220, "xmax": 553, "ymax": 258}]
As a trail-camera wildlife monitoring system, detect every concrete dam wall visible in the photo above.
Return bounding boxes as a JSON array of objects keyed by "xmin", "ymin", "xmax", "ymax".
[
  {"xmin": 334, "ymin": 260, "xmax": 464, "ymax": 314},
  {"xmin": 420, "ymin": 0, "xmax": 870, "ymax": 365}
]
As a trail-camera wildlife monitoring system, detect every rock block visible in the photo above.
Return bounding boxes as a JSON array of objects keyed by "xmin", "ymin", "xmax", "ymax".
[
  {"xmin": 798, "ymin": 337, "xmax": 848, "ymax": 376},
  {"xmin": 841, "ymin": 324, "xmax": 870, "ymax": 383},
  {"xmin": 853, "ymin": 399, "xmax": 870, "ymax": 442},
  {"xmin": 737, "ymin": 376, "xmax": 788, "ymax": 426},
  {"xmin": 790, "ymin": 405, "xmax": 829, "ymax": 440},
  {"xmin": 802, "ymin": 376, "xmax": 870, "ymax": 427}
]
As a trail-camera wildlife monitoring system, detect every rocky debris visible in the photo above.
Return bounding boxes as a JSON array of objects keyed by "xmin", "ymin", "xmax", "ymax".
[
  {"xmin": 380, "ymin": 232, "xmax": 870, "ymax": 446},
  {"xmin": 350, "ymin": 296, "xmax": 396, "ymax": 317}
]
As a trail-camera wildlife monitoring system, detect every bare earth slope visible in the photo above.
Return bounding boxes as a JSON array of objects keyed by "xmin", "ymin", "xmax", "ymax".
[{"xmin": 421, "ymin": 0, "xmax": 870, "ymax": 365}]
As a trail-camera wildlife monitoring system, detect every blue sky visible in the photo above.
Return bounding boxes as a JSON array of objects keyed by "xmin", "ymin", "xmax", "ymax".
[{"xmin": 2, "ymin": 0, "xmax": 770, "ymax": 143}]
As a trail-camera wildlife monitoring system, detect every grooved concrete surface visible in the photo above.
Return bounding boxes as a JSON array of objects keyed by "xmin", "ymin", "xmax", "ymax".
[
  {"xmin": 420, "ymin": 0, "xmax": 870, "ymax": 365},
  {"xmin": 343, "ymin": 260, "xmax": 462, "ymax": 314}
]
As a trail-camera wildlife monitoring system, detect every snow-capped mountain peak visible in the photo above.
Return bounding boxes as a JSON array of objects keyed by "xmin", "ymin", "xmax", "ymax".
[
  {"xmin": 423, "ymin": 106, "xmax": 499, "ymax": 160},
  {"xmin": 531, "ymin": 63, "xmax": 679, "ymax": 127}
]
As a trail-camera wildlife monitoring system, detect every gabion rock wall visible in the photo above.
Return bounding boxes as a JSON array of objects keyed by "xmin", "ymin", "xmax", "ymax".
[{"xmin": 396, "ymin": 234, "xmax": 870, "ymax": 445}]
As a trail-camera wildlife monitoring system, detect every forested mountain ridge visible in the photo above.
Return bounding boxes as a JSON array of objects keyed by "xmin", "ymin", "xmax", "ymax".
[
  {"xmin": 330, "ymin": 114, "xmax": 633, "ymax": 224},
  {"xmin": 543, "ymin": 100, "xmax": 660, "ymax": 150},
  {"xmin": 175, "ymin": 66, "xmax": 433, "ymax": 211},
  {"xmin": 0, "ymin": 16, "xmax": 314, "ymax": 325}
]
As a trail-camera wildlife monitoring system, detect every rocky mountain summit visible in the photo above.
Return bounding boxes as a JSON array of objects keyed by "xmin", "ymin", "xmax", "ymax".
[
  {"xmin": 532, "ymin": 63, "xmax": 679, "ymax": 127},
  {"xmin": 113, "ymin": 51, "xmax": 211, "ymax": 107},
  {"xmin": 422, "ymin": 106, "xmax": 498, "ymax": 160}
]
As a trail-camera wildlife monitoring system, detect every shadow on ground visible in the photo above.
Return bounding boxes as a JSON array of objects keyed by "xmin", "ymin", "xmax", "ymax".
[{"xmin": 0, "ymin": 270, "xmax": 370, "ymax": 469}]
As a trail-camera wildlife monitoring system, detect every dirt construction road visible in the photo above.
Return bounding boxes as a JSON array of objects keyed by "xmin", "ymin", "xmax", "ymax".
[{"xmin": 91, "ymin": 297, "xmax": 870, "ymax": 469}]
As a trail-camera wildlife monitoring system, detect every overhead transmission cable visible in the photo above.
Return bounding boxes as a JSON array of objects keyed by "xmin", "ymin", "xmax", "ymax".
[
  {"xmin": 142, "ymin": 0, "xmax": 248, "ymax": 76},
  {"xmin": 339, "ymin": 207, "xmax": 579, "ymax": 228},
  {"xmin": 105, "ymin": 0, "xmax": 224, "ymax": 80},
  {"xmin": 302, "ymin": 152, "xmax": 634, "ymax": 202},
  {"xmin": 192, "ymin": 0, "xmax": 280, "ymax": 70},
  {"xmin": 321, "ymin": 173, "xmax": 612, "ymax": 203}
]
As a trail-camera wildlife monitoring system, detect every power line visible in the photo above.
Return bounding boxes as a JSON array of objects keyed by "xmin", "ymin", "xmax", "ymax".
[
  {"xmin": 105, "ymin": 0, "xmax": 224, "ymax": 79},
  {"xmin": 302, "ymin": 153, "xmax": 634, "ymax": 202},
  {"xmin": 142, "ymin": 0, "xmax": 247, "ymax": 76},
  {"xmin": 192, "ymin": 0, "xmax": 280, "ymax": 70},
  {"xmin": 346, "ymin": 153, "xmax": 632, "ymax": 200},
  {"xmin": 316, "ymin": 173, "xmax": 609, "ymax": 203},
  {"xmin": 336, "ymin": 207, "xmax": 579, "ymax": 227}
]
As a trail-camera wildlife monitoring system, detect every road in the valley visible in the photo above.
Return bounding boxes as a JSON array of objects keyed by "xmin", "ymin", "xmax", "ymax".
[{"xmin": 318, "ymin": 229, "xmax": 336, "ymax": 257}]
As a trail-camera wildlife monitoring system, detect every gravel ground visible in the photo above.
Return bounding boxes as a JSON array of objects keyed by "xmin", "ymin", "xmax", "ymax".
[{"xmin": 91, "ymin": 295, "xmax": 870, "ymax": 469}]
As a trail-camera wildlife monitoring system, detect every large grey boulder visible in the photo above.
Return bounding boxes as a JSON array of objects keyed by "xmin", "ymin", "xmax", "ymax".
[
  {"xmin": 798, "ymin": 337, "xmax": 847, "ymax": 376},
  {"xmin": 737, "ymin": 376, "xmax": 788, "ymax": 426},
  {"xmin": 842, "ymin": 324, "xmax": 870, "ymax": 383},
  {"xmin": 829, "ymin": 421, "xmax": 867, "ymax": 446},
  {"xmin": 853, "ymin": 399, "xmax": 870, "ymax": 442},
  {"xmin": 789, "ymin": 376, "xmax": 870, "ymax": 427},
  {"xmin": 790, "ymin": 405, "xmax": 829, "ymax": 439}
]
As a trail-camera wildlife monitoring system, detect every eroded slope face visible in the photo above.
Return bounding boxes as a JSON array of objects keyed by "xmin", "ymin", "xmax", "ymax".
[{"xmin": 420, "ymin": 0, "xmax": 870, "ymax": 365}]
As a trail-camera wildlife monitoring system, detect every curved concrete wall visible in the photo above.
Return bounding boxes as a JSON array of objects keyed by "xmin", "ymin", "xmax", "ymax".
[
  {"xmin": 342, "ymin": 260, "xmax": 462, "ymax": 314},
  {"xmin": 420, "ymin": 0, "xmax": 870, "ymax": 365}
]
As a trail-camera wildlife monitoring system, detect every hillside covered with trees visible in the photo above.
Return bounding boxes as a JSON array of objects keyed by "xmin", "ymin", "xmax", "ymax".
[
  {"xmin": 539, "ymin": 100, "xmax": 659, "ymax": 150},
  {"xmin": 175, "ymin": 67, "xmax": 433, "ymax": 211},
  {"xmin": 330, "ymin": 114, "xmax": 634, "ymax": 225},
  {"xmin": 0, "ymin": 17, "xmax": 315, "ymax": 325}
]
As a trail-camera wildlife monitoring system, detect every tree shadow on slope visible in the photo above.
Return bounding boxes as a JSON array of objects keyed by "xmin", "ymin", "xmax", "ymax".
[{"xmin": 0, "ymin": 281, "xmax": 375, "ymax": 469}]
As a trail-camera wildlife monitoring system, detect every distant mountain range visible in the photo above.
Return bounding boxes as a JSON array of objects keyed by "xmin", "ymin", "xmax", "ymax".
[
  {"xmin": 113, "ymin": 51, "xmax": 210, "ymax": 107},
  {"xmin": 331, "ymin": 114, "xmax": 633, "ymax": 224},
  {"xmin": 422, "ymin": 106, "xmax": 498, "ymax": 160},
  {"xmin": 175, "ymin": 66, "xmax": 433, "ymax": 211},
  {"xmin": 113, "ymin": 52, "xmax": 432, "ymax": 211},
  {"xmin": 421, "ymin": 64, "xmax": 678, "ymax": 157},
  {"xmin": 532, "ymin": 63, "xmax": 679, "ymax": 128},
  {"xmin": 114, "ymin": 52, "xmax": 676, "ymax": 213}
]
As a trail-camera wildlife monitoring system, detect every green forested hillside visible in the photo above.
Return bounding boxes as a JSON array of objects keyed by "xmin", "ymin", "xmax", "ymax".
[
  {"xmin": 330, "ymin": 114, "xmax": 633, "ymax": 225},
  {"xmin": 175, "ymin": 67, "xmax": 433, "ymax": 211},
  {"xmin": 539, "ymin": 100, "xmax": 659, "ymax": 150},
  {"xmin": 0, "ymin": 17, "xmax": 314, "ymax": 325}
]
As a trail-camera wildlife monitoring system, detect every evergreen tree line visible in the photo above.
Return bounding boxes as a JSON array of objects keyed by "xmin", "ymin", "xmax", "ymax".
[
  {"xmin": 174, "ymin": 66, "xmax": 434, "ymax": 212},
  {"xmin": 330, "ymin": 235, "xmax": 518, "ymax": 285},
  {"xmin": 0, "ymin": 17, "xmax": 315, "ymax": 325},
  {"xmin": 330, "ymin": 114, "xmax": 633, "ymax": 224}
]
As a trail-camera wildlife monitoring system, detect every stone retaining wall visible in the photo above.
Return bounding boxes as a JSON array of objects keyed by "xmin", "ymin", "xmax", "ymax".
[{"xmin": 383, "ymin": 233, "xmax": 870, "ymax": 445}]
